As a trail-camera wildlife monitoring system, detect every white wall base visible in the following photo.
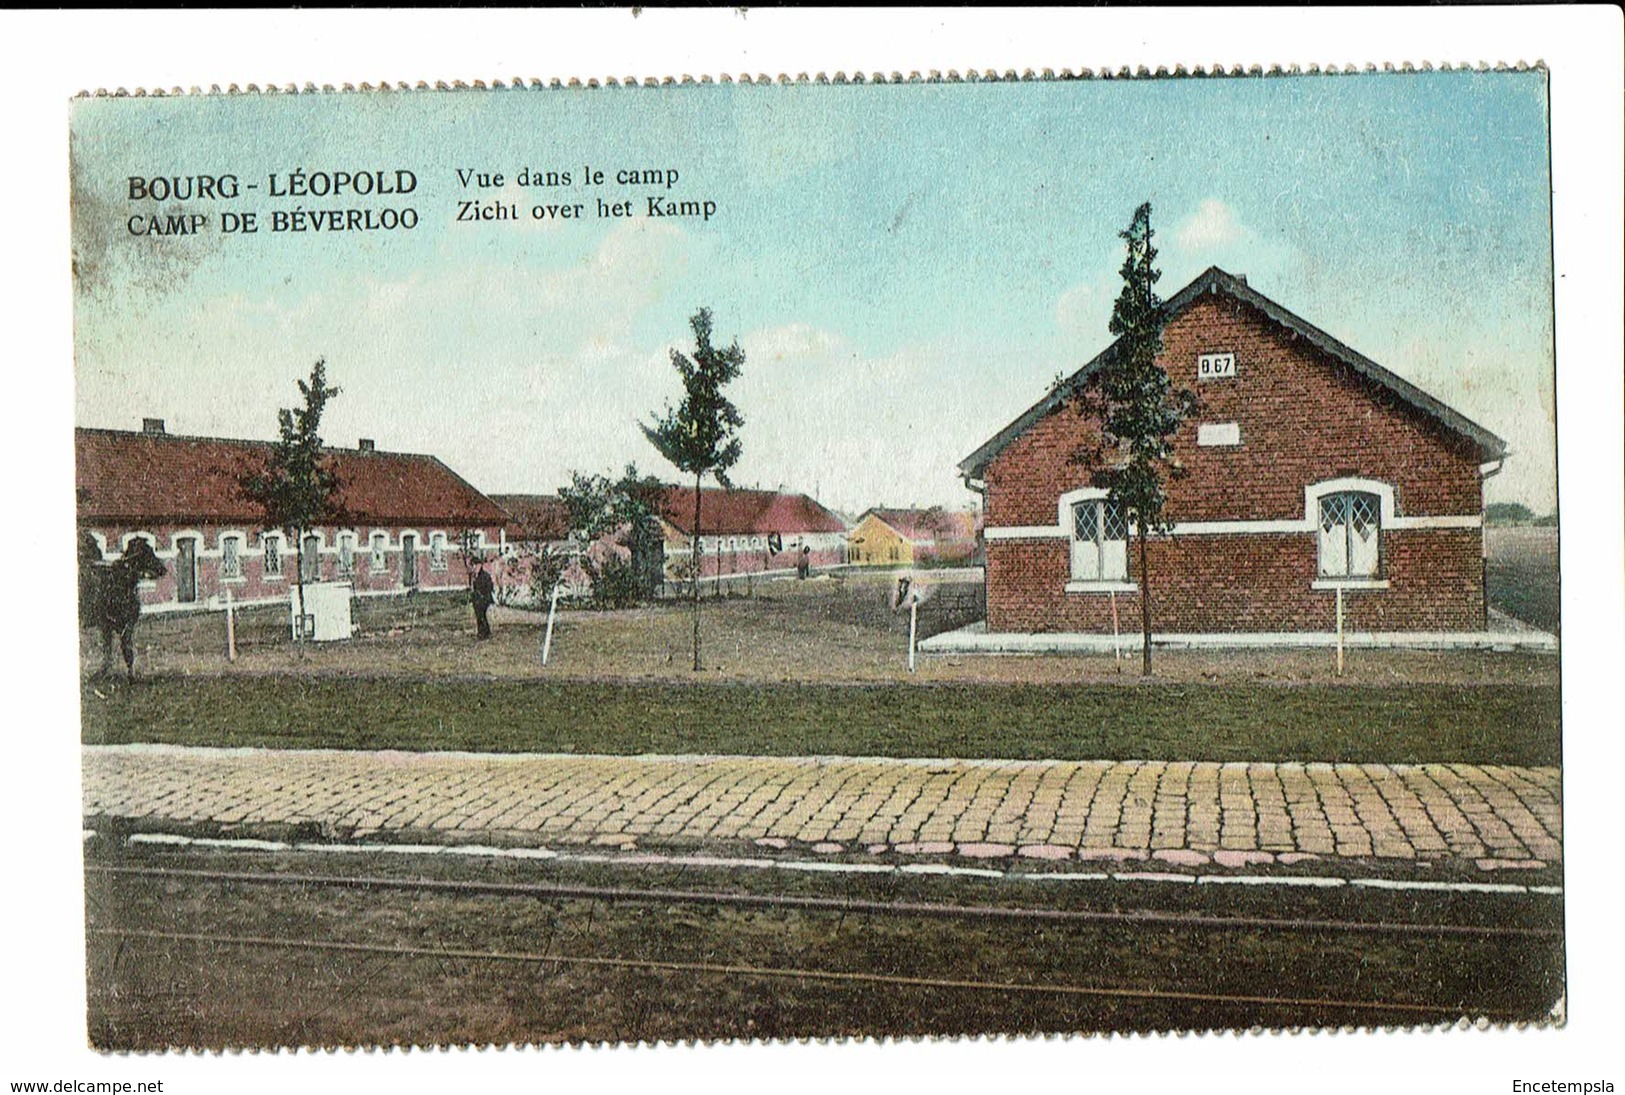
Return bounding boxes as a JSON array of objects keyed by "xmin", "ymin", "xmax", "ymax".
[{"xmin": 920, "ymin": 620, "xmax": 1558, "ymax": 654}]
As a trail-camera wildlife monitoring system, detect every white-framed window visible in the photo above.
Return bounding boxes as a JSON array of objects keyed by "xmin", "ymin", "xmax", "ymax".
[
  {"xmin": 370, "ymin": 532, "xmax": 388, "ymax": 573},
  {"xmin": 220, "ymin": 535, "xmax": 243, "ymax": 580},
  {"xmin": 264, "ymin": 534, "xmax": 283, "ymax": 578},
  {"xmin": 1069, "ymin": 498, "xmax": 1129, "ymax": 582},
  {"xmin": 1318, "ymin": 491, "xmax": 1381, "ymax": 579},
  {"xmin": 301, "ymin": 534, "xmax": 321, "ymax": 583},
  {"xmin": 429, "ymin": 532, "xmax": 448, "ymax": 572},
  {"xmin": 337, "ymin": 532, "xmax": 356, "ymax": 575}
]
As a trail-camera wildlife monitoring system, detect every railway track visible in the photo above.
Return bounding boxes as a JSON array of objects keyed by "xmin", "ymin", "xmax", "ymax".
[
  {"xmin": 87, "ymin": 863, "xmax": 1564, "ymax": 941},
  {"xmin": 85, "ymin": 861, "xmax": 1564, "ymax": 1026}
]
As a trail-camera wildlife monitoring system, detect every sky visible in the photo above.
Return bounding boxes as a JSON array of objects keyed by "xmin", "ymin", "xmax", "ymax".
[{"xmin": 72, "ymin": 70, "xmax": 1557, "ymax": 514}]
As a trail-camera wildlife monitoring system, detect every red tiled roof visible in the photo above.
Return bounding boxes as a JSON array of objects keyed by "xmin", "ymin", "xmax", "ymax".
[
  {"xmin": 75, "ymin": 428, "xmax": 508, "ymax": 526},
  {"xmin": 658, "ymin": 486, "xmax": 846, "ymax": 537},
  {"xmin": 864, "ymin": 507, "xmax": 981, "ymax": 544},
  {"xmin": 491, "ymin": 494, "xmax": 573, "ymax": 542}
]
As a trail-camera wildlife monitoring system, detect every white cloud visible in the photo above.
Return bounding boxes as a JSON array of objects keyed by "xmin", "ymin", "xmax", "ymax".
[
  {"xmin": 1175, "ymin": 198, "xmax": 1247, "ymax": 251},
  {"xmin": 1054, "ymin": 282, "xmax": 1100, "ymax": 336}
]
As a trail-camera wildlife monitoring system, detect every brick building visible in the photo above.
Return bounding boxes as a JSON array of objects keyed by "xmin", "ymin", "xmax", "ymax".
[
  {"xmin": 76, "ymin": 423, "xmax": 509, "ymax": 612},
  {"xmin": 657, "ymin": 486, "xmax": 848, "ymax": 581},
  {"xmin": 959, "ymin": 268, "xmax": 1507, "ymax": 636}
]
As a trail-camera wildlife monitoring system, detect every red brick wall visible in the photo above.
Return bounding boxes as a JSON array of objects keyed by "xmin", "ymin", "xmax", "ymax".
[
  {"xmin": 982, "ymin": 294, "xmax": 1489, "ymax": 633},
  {"xmin": 986, "ymin": 529, "xmax": 1485, "ymax": 633}
]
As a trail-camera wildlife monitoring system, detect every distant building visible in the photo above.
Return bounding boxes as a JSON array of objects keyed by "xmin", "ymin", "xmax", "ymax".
[
  {"xmin": 488, "ymin": 492, "xmax": 613, "ymax": 603},
  {"xmin": 492, "ymin": 494, "xmax": 573, "ymax": 547},
  {"xmin": 960, "ymin": 267, "xmax": 1506, "ymax": 636},
  {"xmin": 75, "ymin": 423, "xmax": 508, "ymax": 612},
  {"xmin": 848, "ymin": 507, "xmax": 982, "ymax": 567},
  {"xmin": 656, "ymin": 486, "xmax": 847, "ymax": 580}
]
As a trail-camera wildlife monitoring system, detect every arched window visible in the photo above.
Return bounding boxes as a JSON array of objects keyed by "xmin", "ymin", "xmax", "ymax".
[
  {"xmin": 1317, "ymin": 491, "xmax": 1381, "ymax": 579},
  {"xmin": 1070, "ymin": 498, "xmax": 1129, "ymax": 582}
]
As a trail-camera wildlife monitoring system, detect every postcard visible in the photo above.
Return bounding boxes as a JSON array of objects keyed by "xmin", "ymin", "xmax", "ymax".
[{"xmin": 71, "ymin": 66, "xmax": 1564, "ymax": 1052}]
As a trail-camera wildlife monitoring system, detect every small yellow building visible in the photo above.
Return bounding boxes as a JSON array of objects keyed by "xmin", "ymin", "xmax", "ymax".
[{"xmin": 847, "ymin": 507, "xmax": 980, "ymax": 567}]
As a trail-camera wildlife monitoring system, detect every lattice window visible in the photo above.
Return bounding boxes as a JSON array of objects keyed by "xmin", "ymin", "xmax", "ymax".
[
  {"xmin": 337, "ymin": 534, "xmax": 355, "ymax": 575},
  {"xmin": 264, "ymin": 535, "xmax": 282, "ymax": 576},
  {"xmin": 370, "ymin": 533, "xmax": 388, "ymax": 573},
  {"xmin": 429, "ymin": 533, "xmax": 448, "ymax": 572},
  {"xmin": 1102, "ymin": 502, "xmax": 1129, "ymax": 544},
  {"xmin": 220, "ymin": 536, "xmax": 242, "ymax": 580},
  {"xmin": 1318, "ymin": 491, "xmax": 1381, "ymax": 578},
  {"xmin": 1072, "ymin": 501, "xmax": 1098, "ymax": 544},
  {"xmin": 1070, "ymin": 499, "xmax": 1128, "ymax": 582}
]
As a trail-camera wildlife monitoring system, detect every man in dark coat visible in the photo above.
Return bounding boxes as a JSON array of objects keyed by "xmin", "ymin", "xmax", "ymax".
[{"xmin": 471, "ymin": 559, "xmax": 495, "ymax": 640}]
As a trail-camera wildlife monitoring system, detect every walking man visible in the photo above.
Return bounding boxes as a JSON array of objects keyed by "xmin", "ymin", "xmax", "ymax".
[{"xmin": 471, "ymin": 558, "xmax": 495, "ymax": 640}]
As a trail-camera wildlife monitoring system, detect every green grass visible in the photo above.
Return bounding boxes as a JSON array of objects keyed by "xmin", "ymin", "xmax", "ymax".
[{"xmin": 81, "ymin": 675, "xmax": 1561, "ymax": 766}]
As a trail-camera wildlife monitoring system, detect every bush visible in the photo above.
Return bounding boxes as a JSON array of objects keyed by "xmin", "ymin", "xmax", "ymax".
[
  {"xmin": 583, "ymin": 552, "xmax": 645, "ymax": 610},
  {"xmin": 525, "ymin": 545, "xmax": 570, "ymax": 605},
  {"xmin": 1486, "ymin": 502, "xmax": 1536, "ymax": 526}
]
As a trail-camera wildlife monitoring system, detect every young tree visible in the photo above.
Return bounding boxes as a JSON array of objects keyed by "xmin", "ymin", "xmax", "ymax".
[
  {"xmin": 642, "ymin": 308, "xmax": 745, "ymax": 670},
  {"xmin": 1073, "ymin": 204, "xmax": 1198, "ymax": 675},
  {"xmin": 242, "ymin": 359, "xmax": 343, "ymax": 641}
]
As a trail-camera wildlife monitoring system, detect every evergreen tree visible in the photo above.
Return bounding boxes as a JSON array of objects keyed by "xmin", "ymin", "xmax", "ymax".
[
  {"xmin": 242, "ymin": 359, "xmax": 343, "ymax": 640},
  {"xmin": 1076, "ymin": 204, "xmax": 1198, "ymax": 674},
  {"xmin": 642, "ymin": 309, "xmax": 745, "ymax": 670}
]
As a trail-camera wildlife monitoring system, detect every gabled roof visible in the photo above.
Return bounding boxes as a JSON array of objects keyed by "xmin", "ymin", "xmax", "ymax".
[
  {"xmin": 858, "ymin": 506, "xmax": 980, "ymax": 544},
  {"xmin": 658, "ymin": 486, "xmax": 847, "ymax": 537},
  {"xmin": 958, "ymin": 266, "xmax": 1508, "ymax": 480},
  {"xmin": 75, "ymin": 427, "xmax": 509, "ymax": 527},
  {"xmin": 491, "ymin": 494, "xmax": 573, "ymax": 542}
]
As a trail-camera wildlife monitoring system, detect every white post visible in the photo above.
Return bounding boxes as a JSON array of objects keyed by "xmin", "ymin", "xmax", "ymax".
[
  {"xmin": 1335, "ymin": 586, "xmax": 1345, "ymax": 677},
  {"xmin": 1110, "ymin": 591, "xmax": 1122, "ymax": 666},
  {"xmin": 908, "ymin": 599, "xmax": 918, "ymax": 674},
  {"xmin": 541, "ymin": 581, "xmax": 562, "ymax": 666},
  {"xmin": 225, "ymin": 585, "xmax": 237, "ymax": 662}
]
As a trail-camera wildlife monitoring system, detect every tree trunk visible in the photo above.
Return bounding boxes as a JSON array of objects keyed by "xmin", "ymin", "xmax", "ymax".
[
  {"xmin": 293, "ymin": 527, "xmax": 308, "ymax": 647},
  {"xmin": 691, "ymin": 472, "xmax": 702, "ymax": 672},
  {"xmin": 1138, "ymin": 522, "xmax": 1152, "ymax": 676}
]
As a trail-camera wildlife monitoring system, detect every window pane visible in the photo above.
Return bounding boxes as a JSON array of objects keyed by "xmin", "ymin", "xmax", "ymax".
[
  {"xmin": 1317, "ymin": 496, "xmax": 1348, "ymax": 577},
  {"xmin": 1319, "ymin": 494, "xmax": 1346, "ymax": 535},
  {"xmin": 1072, "ymin": 502, "xmax": 1097, "ymax": 543},
  {"xmin": 1350, "ymin": 493, "xmax": 1378, "ymax": 535},
  {"xmin": 1349, "ymin": 492, "xmax": 1380, "ymax": 577},
  {"xmin": 1102, "ymin": 537, "xmax": 1128, "ymax": 580},
  {"xmin": 1103, "ymin": 502, "xmax": 1128, "ymax": 543}
]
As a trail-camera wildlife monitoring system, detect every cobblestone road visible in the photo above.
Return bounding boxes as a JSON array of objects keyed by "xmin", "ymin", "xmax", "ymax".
[{"xmin": 83, "ymin": 746, "xmax": 1562, "ymax": 869}]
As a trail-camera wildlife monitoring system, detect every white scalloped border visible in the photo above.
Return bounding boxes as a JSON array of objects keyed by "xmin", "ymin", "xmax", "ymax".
[{"xmin": 77, "ymin": 60, "xmax": 1547, "ymax": 99}]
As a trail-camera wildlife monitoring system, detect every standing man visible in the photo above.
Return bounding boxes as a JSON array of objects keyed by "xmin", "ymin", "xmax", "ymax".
[
  {"xmin": 797, "ymin": 544, "xmax": 811, "ymax": 580},
  {"xmin": 471, "ymin": 558, "xmax": 495, "ymax": 640}
]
